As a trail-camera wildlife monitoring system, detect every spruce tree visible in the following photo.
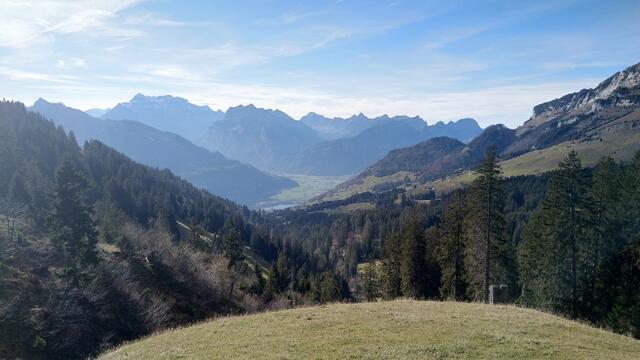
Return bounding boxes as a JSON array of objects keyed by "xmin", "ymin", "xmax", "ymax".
[
  {"xmin": 222, "ymin": 228, "xmax": 244, "ymax": 268},
  {"xmin": 50, "ymin": 157, "xmax": 97, "ymax": 267},
  {"xmin": 518, "ymin": 212, "xmax": 554, "ymax": 307},
  {"xmin": 437, "ymin": 190, "xmax": 467, "ymax": 300},
  {"xmin": 621, "ymin": 151, "xmax": 640, "ymax": 239},
  {"xmin": 264, "ymin": 262, "xmax": 279, "ymax": 299},
  {"xmin": 381, "ymin": 232, "xmax": 402, "ymax": 298},
  {"xmin": 319, "ymin": 271, "xmax": 341, "ymax": 303},
  {"xmin": 253, "ymin": 264, "xmax": 265, "ymax": 295},
  {"xmin": 587, "ymin": 157, "xmax": 621, "ymax": 315},
  {"xmin": 360, "ymin": 261, "xmax": 380, "ymax": 301},
  {"xmin": 276, "ymin": 251, "xmax": 289, "ymax": 291},
  {"xmin": 547, "ymin": 151, "xmax": 590, "ymax": 316},
  {"xmin": 8, "ymin": 172, "xmax": 31, "ymax": 204},
  {"xmin": 465, "ymin": 145, "xmax": 509, "ymax": 303},
  {"xmin": 400, "ymin": 217, "xmax": 427, "ymax": 298}
]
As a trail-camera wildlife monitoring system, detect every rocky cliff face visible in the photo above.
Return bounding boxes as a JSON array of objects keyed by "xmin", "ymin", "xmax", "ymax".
[
  {"xmin": 506, "ymin": 62, "xmax": 640, "ymax": 156},
  {"xmin": 522, "ymin": 62, "xmax": 640, "ymax": 132}
]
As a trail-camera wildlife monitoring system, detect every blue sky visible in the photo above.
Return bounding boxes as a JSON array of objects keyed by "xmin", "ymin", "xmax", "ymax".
[{"xmin": 0, "ymin": 0, "xmax": 638, "ymax": 127}]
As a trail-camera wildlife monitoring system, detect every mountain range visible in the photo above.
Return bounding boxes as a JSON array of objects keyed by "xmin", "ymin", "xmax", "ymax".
[
  {"xmin": 30, "ymin": 99, "xmax": 295, "ymax": 205},
  {"xmin": 200, "ymin": 104, "xmax": 322, "ymax": 172},
  {"xmin": 78, "ymin": 94, "xmax": 483, "ymax": 179},
  {"xmin": 322, "ymin": 61, "xmax": 640, "ymax": 201},
  {"xmin": 32, "ymin": 61, "xmax": 639, "ymax": 206},
  {"xmin": 199, "ymin": 106, "xmax": 481, "ymax": 175},
  {"xmin": 289, "ymin": 117, "xmax": 482, "ymax": 175}
]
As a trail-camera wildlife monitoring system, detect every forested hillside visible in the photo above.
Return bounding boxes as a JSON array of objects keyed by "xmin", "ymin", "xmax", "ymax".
[
  {"xmin": 0, "ymin": 101, "xmax": 350, "ymax": 359},
  {"xmin": 259, "ymin": 146, "xmax": 640, "ymax": 338}
]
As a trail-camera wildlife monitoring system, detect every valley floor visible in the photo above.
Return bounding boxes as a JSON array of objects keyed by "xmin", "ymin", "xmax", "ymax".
[
  {"xmin": 254, "ymin": 173, "xmax": 353, "ymax": 209},
  {"xmin": 100, "ymin": 300, "xmax": 640, "ymax": 359}
]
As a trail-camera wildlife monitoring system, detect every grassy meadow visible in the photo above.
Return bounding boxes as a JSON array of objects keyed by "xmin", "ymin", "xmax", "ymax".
[{"xmin": 100, "ymin": 300, "xmax": 640, "ymax": 360}]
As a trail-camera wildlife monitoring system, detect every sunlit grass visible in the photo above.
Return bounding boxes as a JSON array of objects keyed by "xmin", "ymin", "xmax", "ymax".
[{"xmin": 100, "ymin": 300, "xmax": 640, "ymax": 360}]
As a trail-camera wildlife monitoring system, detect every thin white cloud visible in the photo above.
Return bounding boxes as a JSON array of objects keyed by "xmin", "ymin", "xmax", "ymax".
[
  {"xmin": 0, "ymin": 67, "xmax": 79, "ymax": 84},
  {"xmin": 540, "ymin": 61, "xmax": 626, "ymax": 71},
  {"xmin": 131, "ymin": 64, "xmax": 204, "ymax": 82},
  {"xmin": 0, "ymin": 0, "xmax": 144, "ymax": 48},
  {"xmin": 124, "ymin": 12, "xmax": 216, "ymax": 27},
  {"xmin": 280, "ymin": 11, "xmax": 321, "ymax": 24},
  {"xmin": 56, "ymin": 57, "xmax": 86, "ymax": 69}
]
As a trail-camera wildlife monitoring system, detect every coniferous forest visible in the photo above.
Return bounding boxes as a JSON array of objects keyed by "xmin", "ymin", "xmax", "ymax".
[{"xmin": 2, "ymin": 95, "xmax": 640, "ymax": 358}]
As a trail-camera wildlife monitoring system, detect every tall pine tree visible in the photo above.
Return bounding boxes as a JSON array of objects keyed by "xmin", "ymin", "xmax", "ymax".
[
  {"xmin": 381, "ymin": 232, "xmax": 402, "ymax": 299},
  {"xmin": 437, "ymin": 190, "xmax": 467, "ymax": 300},
  {"xmin": 465, "ymin": 145, "xmax": 509, "ymax": 303},
  {"xmin": 520, "ymin": 151, "xmax": 590, "ymax": 317},
  {"xmin": 587, "ymin": 156, "xmax": 622, "ymax": 317},
  {"xmin": 50, "ymin": 157, "xmax": 97, "ymax": 267},
  {"xmin": 222, "ymin": 228, "xmax": 244, "ymax": 268},
  {"xmin": 400, "ymin": 217, "xmax": 427, "ymax": 298}
]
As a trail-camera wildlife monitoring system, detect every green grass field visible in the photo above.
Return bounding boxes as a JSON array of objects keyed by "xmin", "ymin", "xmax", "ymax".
[{"xmin": 100, "ymin": 300, "xmax": 640, "ymax": 359}]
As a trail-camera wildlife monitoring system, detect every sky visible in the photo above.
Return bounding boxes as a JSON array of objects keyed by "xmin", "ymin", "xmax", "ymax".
[{"xmin": 0, "ymin": 0, "xmax": 638, "ymax": 128}]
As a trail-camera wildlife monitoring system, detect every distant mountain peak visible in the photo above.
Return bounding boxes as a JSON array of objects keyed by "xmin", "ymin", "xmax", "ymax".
[
  {"xmin": 131, "ymin": 93, "xmax": 147, "ymax": 101},
  {"xmin": 455, "ymin": 118, "xmax": 480, "ymax": 125},
  {"xmin": 34, "ymin": 98, "xmax": 63, "ymax": 107},
  {"xmin": 225, "ymin": 104, "xmax": 294, "ymax": 123},
  {"xmin": 127, "ymin": 93, "xmax": 204, "ymax": 108},
  {"xmin": 228, "ymin": 103, "xmax": 257, "ymax": 110},
  {"xmin": 102, "ymin": 94, "xmax": 224, "ymax": 143}
]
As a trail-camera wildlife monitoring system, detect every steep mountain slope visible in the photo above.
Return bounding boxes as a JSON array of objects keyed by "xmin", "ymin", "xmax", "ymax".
[
  {"xmin": 322, "ymin": 125, "xmax": 515, "ymax": 199},
  {"xmin": 100, "ymin": 300, "xmax": 640, "ymax": 360},
  {"xmin": 290, "ymin": 118, "xmax": 482, "ymax": 176},
  {"xmin": 318, "ymin": 61, "xmax": 640, "ymax": 201},
  {"xmin": 102, "ymin": 94, "xmax": 224, "ymax": 143},
  {"xmin": 201, "ymin": 104, "xmax": 322, "ymax": 171},
  {"xmin": 30, "ymin": 99, "xmax": 295, "ymax": 205},
  {"xmin": 362, "ymin": 137, "xmax": 466, "ymax": 178},
  {"xmin": 419, "ymin": 124, "xmax": 517, "ymax": 181},
  {"xmin": 505, "ymin": 62, "xmax": 640, "ymax": 157}
]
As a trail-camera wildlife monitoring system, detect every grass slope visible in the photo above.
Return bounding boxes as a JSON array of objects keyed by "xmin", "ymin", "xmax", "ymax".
[
  {"xmin": 100, "ymin": 300, "xmax": 640, "ymax": 359},
  {"xmin": 435, "ymin": 129, "xmax": 640, "ymax": 194}
]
